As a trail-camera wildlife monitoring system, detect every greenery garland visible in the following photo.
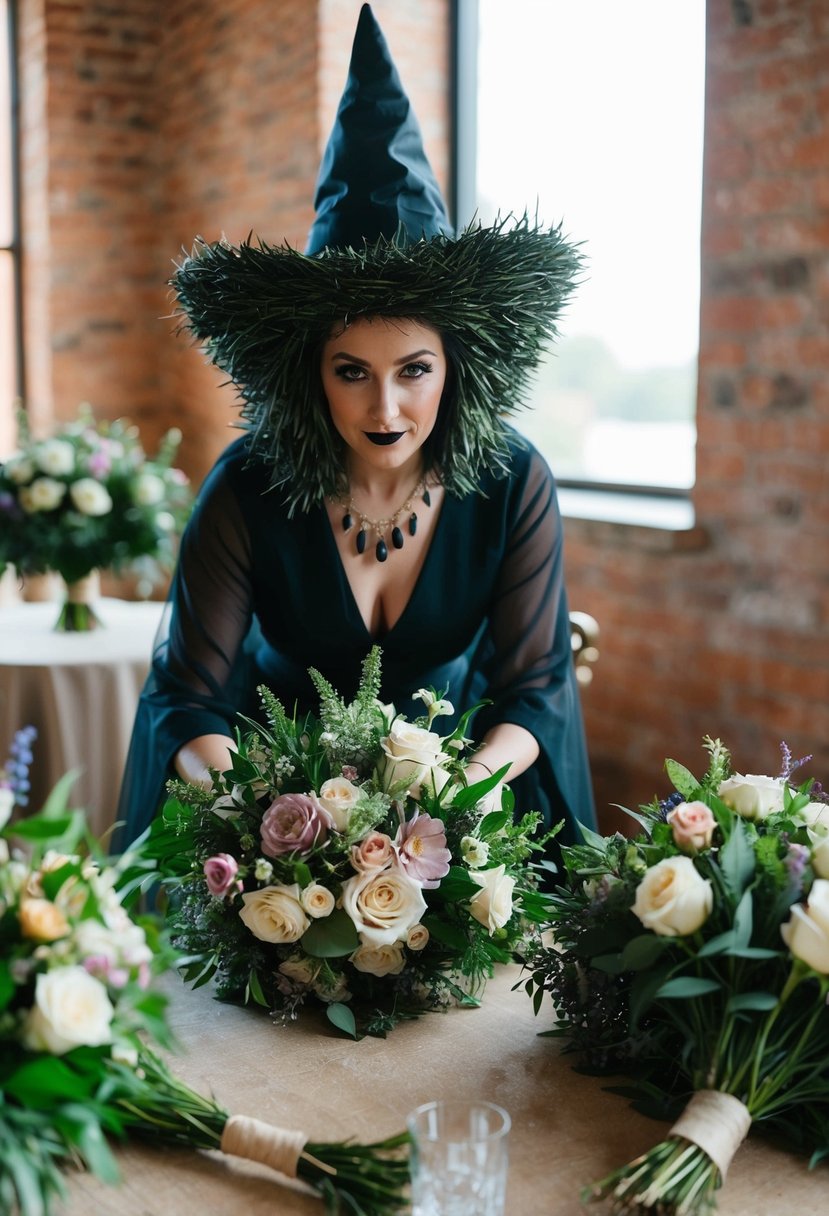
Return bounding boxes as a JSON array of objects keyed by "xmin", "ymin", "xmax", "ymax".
[{"xmin": 172, "ymin": 215, "xmax": 584, "ymax": 513}]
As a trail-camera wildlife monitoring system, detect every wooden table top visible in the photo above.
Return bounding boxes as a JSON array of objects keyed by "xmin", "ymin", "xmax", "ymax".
[{"xmin": 60, "ymin": 964, "xmax": 824, "ymax": 1215}]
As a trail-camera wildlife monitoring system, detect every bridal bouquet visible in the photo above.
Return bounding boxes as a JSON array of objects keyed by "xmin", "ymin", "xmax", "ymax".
[
  {"xmin": 0, "ymin": 731, "xmax": 409, "ymax": 1216},
  {"xmin": 148, "ymin": 646, "xmax": 551, "ymax": 1038},
  {"xmin": 0, "ymin": 403, "xmax": 192, "ymax": 619},
  {"xmin": 524, "ymin": 737, "xmax": 829, "ymax": 1215}
]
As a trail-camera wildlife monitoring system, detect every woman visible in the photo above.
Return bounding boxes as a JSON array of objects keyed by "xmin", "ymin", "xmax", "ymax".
[{"xmin": 117, "ymin": 4, "xmax": 596, "ymax": 860}]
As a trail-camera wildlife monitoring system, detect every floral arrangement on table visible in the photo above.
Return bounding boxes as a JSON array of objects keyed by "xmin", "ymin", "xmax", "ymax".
[
  {"xmin": 0, "ymin": 403, "xmax": 192, "ymax": 628},
  {"xmin": 0, "ymin": 730, "xmax": 409, "ymax": 1216},
  {"xmin": 523, "ymin": 737, "xmax": 829, "ymax": 1215},
  {"xmin": 146, "ymin": 646, "xmax": 553, "ymax": 1039}
]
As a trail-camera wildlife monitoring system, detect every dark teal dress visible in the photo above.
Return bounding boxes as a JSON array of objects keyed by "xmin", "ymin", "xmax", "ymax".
[{"xmin": 116, "ymin": 429, "xmax": 596, "ymax": 858}]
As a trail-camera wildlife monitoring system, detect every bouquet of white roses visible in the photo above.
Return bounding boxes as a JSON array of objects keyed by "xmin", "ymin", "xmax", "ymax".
[
  {"xmin": 0, "ymin": 403, "xmax": 192, "ymax": 625},
  {"xmin": 524, "ymin": 737, "xmax": 829, "ymax": 1215},
  {"xmin": 147, "ymin": 646, "xmax": 552, "ymax": 1038},
  {"xmin": 0, "ymin": 731, "xmax": 410, "ymax": 1216}
]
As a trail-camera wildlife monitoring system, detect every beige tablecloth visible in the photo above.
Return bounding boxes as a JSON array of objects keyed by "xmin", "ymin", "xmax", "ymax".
[
  {"xmin": 58, "ymin": 965, "xmax": 824, "ymax": 1216},
  {"xmin": 0, "ymin": 599, "xmax": 163, "ymax": 838}
]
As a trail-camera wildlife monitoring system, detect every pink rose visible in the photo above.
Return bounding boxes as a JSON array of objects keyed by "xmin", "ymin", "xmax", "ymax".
[
  {"xmin": 667, "ymin": 801, "xmax": 716, "ymax": 854},
  {"xmin": 260, "ymin": 793, "xmax": 332, "ymax": 857},
  {"xmin": 203, "ymin": 853, "xmax": 241, "ymax": 897},
  {"xmin": 351, "ymin": 831, "xmax": 395, "ymax": 872}
]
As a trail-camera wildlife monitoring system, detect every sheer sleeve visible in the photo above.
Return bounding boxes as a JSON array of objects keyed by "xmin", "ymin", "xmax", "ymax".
[
  {"xmin": 115, "ymin": 457, "xmax": 254, "ymax": 846},
  {"xmin": 475, "ymin": 448, "xmax": 596, "ymax": 839}
]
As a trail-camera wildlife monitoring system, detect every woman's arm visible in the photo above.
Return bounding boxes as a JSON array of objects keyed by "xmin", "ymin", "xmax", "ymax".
[
  {"xmin": 174, "ymin": 733, "xmax": 239, "ymax": 790},
  {"xmin": 466, "ymin": 723, "xmax": 539, "ymax": 784}
]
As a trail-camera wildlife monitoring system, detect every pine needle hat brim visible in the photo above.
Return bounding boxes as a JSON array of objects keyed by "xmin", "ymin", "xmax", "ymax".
[{"xmin": 170, "ymin": 5, "xmax": 585, "ymax": 512}]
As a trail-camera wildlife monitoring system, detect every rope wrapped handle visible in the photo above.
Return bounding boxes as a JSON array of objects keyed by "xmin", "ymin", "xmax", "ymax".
[
  {"xmin": 220, "ymin": 1115, "xmax": 334, "ymax": 1179},
  {"xmin": 669, "ymin": 1089, "xmax": 752, "ymax": 1180}
]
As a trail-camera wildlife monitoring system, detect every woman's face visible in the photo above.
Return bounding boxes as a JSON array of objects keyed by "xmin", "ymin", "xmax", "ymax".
[{"xmin": 320, "ymin": 316, "xmax": 447, "ymax": 473}]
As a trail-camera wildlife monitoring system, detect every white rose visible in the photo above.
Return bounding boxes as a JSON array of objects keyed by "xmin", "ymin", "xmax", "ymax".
[
  {"xmin": 350, "ymin": 941, "xmax": 406, "ymax": 976},
  {"xmin": 239, "ymin": 884, "xmax": 309, "ymax": 944},
  {"xmin": 796, "ymin": 802, "xmax": 829, "ymax": 830},
  {"xmin": 318, "ymin": 777, "xmax": 362, "ymax": 831},
  {"xmin": 468, "ymin": 864, "xmax": 515, "ymax": 934},
  {"xmin": 313, "ymin": 970, "xmax": 350, "ymax": 1003},
  {"xmin": 340, "ymin": 863, "xmax": 427, "ymax": 946},
  {"xmin": 22, "ymin": 967, "xmax": 114, "ymax": 1055},
  {"xmin": 5, "ymin": 454, "xmax": 35, "ymax": 484},
  {"xmin": 632, "ymin": 856, "xmax": 713, "ymax": 937},
  {"xmin": 379, "ymin": 719, "xmax": 449, "ymax": 791},
  {"xmin": 21, "ymin": 476, "xmax": 66, "ymax": 512},
  {"xmin": 133, "ymin": 472, "xmax": 165, "ymax": 506},
  {"xmin": 0, "ymin": 786, "xmax": 13, "ymax": 831},
  {"xmin": 74, "ymin": 918, "xmax": 121, "ymax": 963},
  {"xmin": 406, "ymin": 923, "xmax": 430, "ymax": 951},
  {"xmin": 781, "ymin": 880, "xmax": 829, "ymax": 973},
  {"xmin": 461, "ymin": 836, "xmax": 490, "ymax": 868},
  {"xmin": 278, "ymin": 956, "xmax": 320, "ymax": 986},
  {"xmin": 156, "ymin": 510, "xmax": 176, "ymax": 531},
  {"xmin": 808, "ymin": 831, "xmax": 829, "ymax": 880},
  {"xmin": 69, "ymin": 477, "xmax": 113, "ymax": 516},
  {"xmin": 300, "ymin": 883, "xmax": 336, "ymax": 919},
  {"xmin": 35, "ymin": 439, "xmax": 75, "ymax": 476},
  {"xmin": 718, "ymin": 773, "xmax": 785, "ymax": 821}
]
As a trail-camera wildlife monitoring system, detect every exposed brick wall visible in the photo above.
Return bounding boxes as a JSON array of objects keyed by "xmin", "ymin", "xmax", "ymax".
[
  {"xmin": 15, "ymin": 0, "xmax": 829, "ymax": 824},
  {"xmin": 567, "ymin": 0, "xmax": 829, "ymax": 827}
]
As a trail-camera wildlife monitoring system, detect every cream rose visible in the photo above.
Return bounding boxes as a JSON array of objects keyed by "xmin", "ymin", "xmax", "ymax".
[
  {"xmin": 350, "ymin": 831, "xmax": 395, "ymax": 872},
  {"xmin": 5, "ymin": 454, "xmax": 35, "ymax": 484},
  {"xmin": 23, "ymin": 967, "xmax": 114, "ymax": 1055},
  {"xmin": 468, "ymin": 864, "xmax": 515, "ymax": 934},
  {"xmin": 718, "ymin": 773, "xmax": 785, "ymax": 821},
  {"xmin": 238, "ymin": 884, "xmax": 309, "ymax": 944},
  {"xmin": 379, "ymin": 719, "xmax": 449, "ymax": 791},
  {"xmin": 278, "ymin": 956, "xmax": 320, "ymax": 986},
  {"xmin": 406, "ymin": 923, "xmax": 430, "ymax": 951},
  {"xmin": 797, "ymin": 802, "xmax": 829, "ymax": 830},
  {"xmin": 340, "ymin": 864, "xmax": 427, "ymax": 946},
  {"xmin": 318, "ymin": 777, "xmax": 362, "ymax": 831},
  {"xmin": 20, "ymin": 477, "xmax": 66, "ymax": 512},
  {"xmin": 18, "ymin": 898, "xmax": 70, "ymax": 942},
  {"xmin": 69, "ymin": 477, "xmax": 113, "ymax": 516},
  {"xmin": 666, "ymin": 801, "xmax": 717, "ymax": 854},
  {"xmin": 808, "ymin": 832, "xmax": 829, "ymax": 881},
  {"xmin": 133, "ymin": 472, "xmax": 165, "ymax": 506},
  {"xmin": 632, "ymin": 856, "xmax": 713, "ymax": 937},
  {"xmin": 0, "ymin": 786, "xmax": 13, "ymax": 831},
  {"xmin": 350, "ymin": 941, "xmax": 406, "ymax": 977},
  {"xmin": 781, "ymin": 880, "xmax": 829, "ymax": 973},
  {"xmin": 300, "ymin": 883, "xmax": 336, "ymax": 919},
  {"xmin": 35, "ymin": 439, "xmax": 75, "ymax": 476}
]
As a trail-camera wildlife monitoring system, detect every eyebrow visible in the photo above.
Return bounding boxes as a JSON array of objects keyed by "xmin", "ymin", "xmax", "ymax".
[{"xmin": 329, "ymin": 348, "xmax": 437, "ymax": 366}]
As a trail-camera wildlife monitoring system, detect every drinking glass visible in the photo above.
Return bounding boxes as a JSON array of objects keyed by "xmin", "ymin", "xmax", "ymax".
[{"xmin": 407, "ymin": 1098, "xmax": 510, "ymax": 1216}]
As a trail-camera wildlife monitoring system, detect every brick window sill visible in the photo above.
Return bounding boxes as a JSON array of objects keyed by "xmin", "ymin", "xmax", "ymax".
[{"xmin": 558, "ymin": 487, "xmax": 709, "ymax": 552}]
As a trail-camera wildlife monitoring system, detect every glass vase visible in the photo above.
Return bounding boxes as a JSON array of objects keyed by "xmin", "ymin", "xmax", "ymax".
[{"xmin": 54, "ymin": 572, "xmax": 103, "ymax": 632}]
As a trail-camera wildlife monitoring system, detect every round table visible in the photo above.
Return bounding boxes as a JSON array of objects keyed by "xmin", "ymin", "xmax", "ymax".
[{"xmin": 0, "ymin": 598, "xmax": 164, "ymax": 839}]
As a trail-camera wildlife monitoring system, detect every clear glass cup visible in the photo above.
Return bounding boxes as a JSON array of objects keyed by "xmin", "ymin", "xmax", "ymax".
[{"xmin": 407, "ymin": 1099, "xmax": 511, "ymax": 1216}]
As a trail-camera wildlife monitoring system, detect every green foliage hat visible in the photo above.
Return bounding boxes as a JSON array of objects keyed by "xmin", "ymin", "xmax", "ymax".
[{"xmin": 172, "ymin": 3, "xmax": 583, "ymax": 511}]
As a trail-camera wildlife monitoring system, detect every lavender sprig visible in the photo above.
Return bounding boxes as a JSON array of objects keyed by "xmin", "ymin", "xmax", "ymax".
[{"xmin": 1, "ymin": 725, "xmax": 38, "ymax": 808}]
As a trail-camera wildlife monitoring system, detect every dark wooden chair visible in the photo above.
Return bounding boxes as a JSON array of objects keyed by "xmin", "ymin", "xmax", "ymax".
[{"xmin": 570, "ymin": 611, "xmax": 600, "ymax": 686}]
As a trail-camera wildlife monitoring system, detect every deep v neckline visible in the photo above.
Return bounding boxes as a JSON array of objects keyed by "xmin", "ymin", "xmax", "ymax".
[{"xmin": 321, "ymin": 494, "xmax": 447, "ymax": 642}]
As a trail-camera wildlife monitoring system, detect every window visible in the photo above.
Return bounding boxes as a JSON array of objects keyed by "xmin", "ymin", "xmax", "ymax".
[
  {"xmin": 0, "ymin": 0, "xmax": 21, "ymax": 458},
  {"xmin": 462, "ymin": 0, "xmax": 705, "ymax": 494}
]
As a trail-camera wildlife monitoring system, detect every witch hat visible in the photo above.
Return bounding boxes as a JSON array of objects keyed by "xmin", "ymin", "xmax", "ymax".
[{"xmin": 305, "ymin": 2, "xmax": 452, "ymax": 255}]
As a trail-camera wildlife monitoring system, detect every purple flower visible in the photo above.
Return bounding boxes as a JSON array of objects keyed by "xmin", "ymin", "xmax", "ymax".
[
  {"xmin": 260, "ymin": 793, "xmax": 332, "ymax": 858},
  {"xmin": 396, "ymin": 811, "xmax": 451, "ymax": 888},
  {"xmin": 203, "ymin": 853, "xmax": 242, "ymax": 897}
]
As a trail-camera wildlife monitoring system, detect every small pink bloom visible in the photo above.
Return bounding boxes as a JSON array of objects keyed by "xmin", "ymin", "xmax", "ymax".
[
  {"xmin": 86, "ymin": 450, "xmax": 111, "ymax": 477},
  {"xmin": 260, "ymin": 793, "xmax": 332, "ymax": 857},
  {"xmin": 396, "ymin": 812, "xmax": 451, "ymax": 888},
  {"xmin": 341, "ymin": 765, "xmax": 359, "ymax": 781},
  {"xmin": 204, "ymin": 852, "xmax": 241, "ymax": 896},
  {"xmin": 351, "ymin": 831, "xmax": 395, "ymax": 872},
  {"xmin": 667, "ymin": 801, "xmax": 717, "ymax": 854}
]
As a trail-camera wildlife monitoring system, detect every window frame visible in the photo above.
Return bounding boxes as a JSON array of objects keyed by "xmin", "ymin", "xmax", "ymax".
[
  {"xmin": 3, "ymin": 0, "xmax": 24, "ymax": 407},
  {"xmin": 450, "ymin": 0, "xmax": 697, "ymax": 509}
]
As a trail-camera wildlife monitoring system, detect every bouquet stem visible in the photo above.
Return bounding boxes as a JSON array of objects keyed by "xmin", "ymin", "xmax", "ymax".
[
  {"xmin": 114, "ymin": 1050, "xmax": 410, "ymax": 1215},
  {"xmin": 54, "ymin": 573, "xmax": 103, "ymax": 632},
  {"xmin": 584, "ymin": 1090, "xmax": 751, "ymax": 1216}
]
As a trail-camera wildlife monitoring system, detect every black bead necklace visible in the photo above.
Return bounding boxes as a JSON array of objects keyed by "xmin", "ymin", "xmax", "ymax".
[{"xmin": 339, "ymin": 477, "xmax": 432, "ymax": 562}]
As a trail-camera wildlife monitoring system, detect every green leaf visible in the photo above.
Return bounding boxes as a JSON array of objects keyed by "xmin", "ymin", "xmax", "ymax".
[
  {"xmin": 0, "ymin": 967, "xmax": 15, "ymax": 1012},
  {"xmin": 620, "ymin": 934, "xmax": 671, "ymax": 971},
  {"xmin": 292, "ymin": 861, "xmax": 313, "ymax": 888},
  {"xmin": 664, "ymin": 759, "xmax": 701, "ymax": 801},
  {"xmin": 422, "ymin": 915, "xmax": 469, "ymax": 951},
  {"xmin": 7, "ymin": 814, "xmax": 76, "ymax": 841},
  {"xmin": 727, "ymin": 992, "xmax": 778, "ymax": 1013},
  {"xmin": 4, "ymin": 1056, "xmax": 96, "ymax": 1105},
  {"xmin": 430, "ymin": 865, "xmax": 477, "ymax": 901},
  {"xmin": 698, "ymin": 930, "xmax": 737, "ymax": 958},
  {"xmin": 591, "ymin": 953, "xmax": 625, "ymax": 975},
  {"xmin": 301, "ymin": 909, "xmax": 359, "ymax": 958},
  {"xmin": 732, "ymin": 888, "xmax": 753, "ymax": 948},
  {"xmin": 478, "ymin": 809, "xmax": 512, "ymax": 836},
  {"xmin": 655, "ymin": 976, "xmax": 721, "ymax": 999},
  {"xmin": 40, "ymin": 769, "xmax": 82, "ymax": 817},
  {"xmin": 61, "ymin": 1107, "xmax": 121, "ymax": 1183},
  {"xmin": 719, "ymin": 818, "xmax": 755, "ymax": 899},
  {"xmin": 326, "ymin": 1002, "xmax": 357, "ymax": 1039}
]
